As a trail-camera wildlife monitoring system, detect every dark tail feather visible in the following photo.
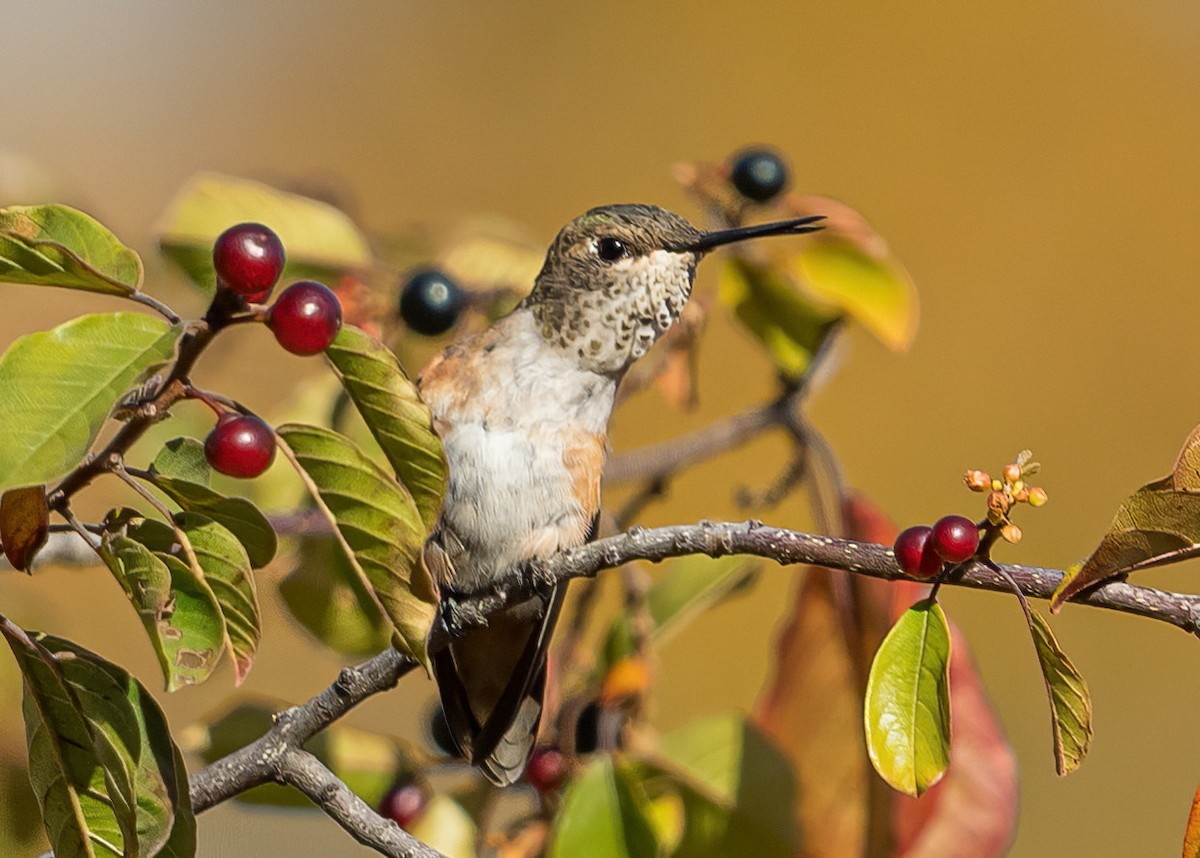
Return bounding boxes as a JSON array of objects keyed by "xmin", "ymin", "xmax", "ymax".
[{"xmin": 433, "ymin": 584, "xmax": 567, "ymax": 786}]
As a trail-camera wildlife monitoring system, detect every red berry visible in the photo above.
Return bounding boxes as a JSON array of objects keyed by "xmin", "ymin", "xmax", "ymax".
[
  {"xmin": 378, "ymin": 782, "xmax": 425, "ymax": 828},
  {"xmin": 526, "ymin": 746, "xmax": 567, "ymax": 792},
  {"xmin": 204, "ymin": 414, "xmax": 276, "ymax": 478},
  {"xmin": 212, "ymin": 223, "xmax": 285, "ymax": 297},
  {"xmin": 931, "ymin": 515, "xmax": 980, "ymax": 563},
  {"xmin": 268, "ymin": 281, "xmax": 343, "ymax": 356},
  {"xmin": 893, "ymin": 525, "xmax": 943, "ymax": 579}
]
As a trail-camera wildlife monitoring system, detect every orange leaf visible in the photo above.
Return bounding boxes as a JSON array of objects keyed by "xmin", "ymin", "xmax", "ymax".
[{"xmin": 1182, "ymin": 782, "xmax": 1200, "ymax": 858}]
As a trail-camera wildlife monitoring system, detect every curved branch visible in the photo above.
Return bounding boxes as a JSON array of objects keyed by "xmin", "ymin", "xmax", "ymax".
[{"xmin": 189, "ymin": 519, "xmax": 1200, "ymax": 832}]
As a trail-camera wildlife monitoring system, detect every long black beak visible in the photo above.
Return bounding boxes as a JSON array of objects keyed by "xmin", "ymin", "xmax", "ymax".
[{"xmin": 677, "ymin": 215, "xmax": 825, "ymax": 253}]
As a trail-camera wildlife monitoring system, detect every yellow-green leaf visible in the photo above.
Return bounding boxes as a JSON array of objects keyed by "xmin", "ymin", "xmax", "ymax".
[
  {"xmin": 277, "ymin": 423, "xmax": 436, "ymax": 670},
  {"xmin": 864, "ymin": 599, "xmax": 952, "ymax": 797},
  {"xmin": 792, "ymin": 237, "xmax": 918, "ymax": 352},
  {"xmin": 0, "ymin": 313, "xmax": 178, "ymax": 491},
  {"xmin": 717, "ymin": 257, "xmax": 839, "ymax": 380},
  {"xmin": 324, "ymin": 325, "xmax": 447, "ymax": 531},
  {"xmin": 0, "ymin": 204, "xmax": 143, "ymax": 295},
  {"xmin": 157, "ymin": 172, "xmax": 372, "ymax": 293},
  {"xmin": 549, "ymin": 757, "xmax": 660, "ymax": 858},
  {"xmin": 279, "ymin": 535, "xmax": 393, "ymax": 656},
  {"xmin": 1028, "ymin": 611, "xmax": 1092, "ymax": 775}
]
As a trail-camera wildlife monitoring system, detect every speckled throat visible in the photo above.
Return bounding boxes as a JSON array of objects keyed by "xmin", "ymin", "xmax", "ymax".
[{"xmin": 520, "ymin": 204, "xmax": 701, "ymax": 375}]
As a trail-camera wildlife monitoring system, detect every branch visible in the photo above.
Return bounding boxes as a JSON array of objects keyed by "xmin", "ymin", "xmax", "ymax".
[
  {"xmin": 278, "ymin": 748, "xmax": 444, "ymax": 858},
  {"xmin": 603, "ymin": 390, "xmax": 800, "ymax": 484},
  {"xmin": 189, "ymin": 520, "xmax": 1200, "ymax": 835}
]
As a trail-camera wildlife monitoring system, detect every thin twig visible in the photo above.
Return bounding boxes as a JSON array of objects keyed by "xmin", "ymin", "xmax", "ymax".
[{"xmin": 128, "ymin": 290, "xmax": 182, "ymax": 324}]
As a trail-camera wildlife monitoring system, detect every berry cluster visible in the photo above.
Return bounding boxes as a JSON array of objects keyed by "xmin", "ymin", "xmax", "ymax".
[
  {"xmin": 212, "ymin": 222, "xmax": 343, "ymax": 355},
  {"xmin": 893, "ymin": 515, "xmax": 980, "ymax": 579},
  {"xmin": 202, "ymin": 223, "xmax": 345, "ymax": 478},
  {"xmin": 964, "ymin": 449, "xmax": 1048, "ymax": 545}
]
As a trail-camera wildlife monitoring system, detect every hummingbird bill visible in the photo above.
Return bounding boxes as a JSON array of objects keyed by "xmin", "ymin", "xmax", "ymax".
[{"xmin": 418, "ymin": 204, "xmax": 822, "ymax": 785}]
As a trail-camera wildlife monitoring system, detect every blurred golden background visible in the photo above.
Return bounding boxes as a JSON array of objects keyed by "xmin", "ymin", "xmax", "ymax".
[{"xmin": 3, "ymin": 1, "xmax": 1200, "ymax": 854}]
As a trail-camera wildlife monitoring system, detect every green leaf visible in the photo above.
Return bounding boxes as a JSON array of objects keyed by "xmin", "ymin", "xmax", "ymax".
[
  {"xmin": 0, "ymin": 205, "xmax": 143, "ymax": 295},
  {"xmin": 864, "ymin": 598, "xmax": 952, "ymax": 797},
  {"xmin": 156, "ymin": 172, "xmax": 372, "ymax": 293},
  {"xmin": 1028, "ymin": 611, "xmax": 1092, "ymax": 775},
  {"xmin": 601, "ymin": 557, "xmax": 758, "ymax": 673},
  {"xmin": 549, "ymin": 756, "xmax": 661, "ymax": 858},
  {"xmin": 791, "ymin": 238, "xmax": 918, "ymax": 352},
  {"xmin": 0, "ymin": 313, "xmax": 178, "ymax": 491},
  {"xmin": 279, "ymin": 536, "xmax": 393, "ymax": 656},
  {"xmin": 148, "ymin": 475, "xmax": 276, "ymax": 568},
  {"xmin": 98, "ymin": 534, "xmax": 225, "ymax": 691},
  {"xmin": 717, "ymin": 257, "xmax": 840, "ymax": 380},
  {"xmin": 277, "ymin": 424, "xmax": 437, "ymax": 670},
  {"xmin": 197, "ymin": 700, "xmax": 416, "ymax": 809},
  {"xmin": 0, "ymin": 617, "xmax": 194, "ymax": 857},
  {"xmin": 129, "ymin": 515, "xmax": 261, "ymax": 684},
  {"xmin": 149, "ymin": 438, "xmax": 211, "ymax": 487},
  {"xmin": 654, "ymin": 714, "xmax": 801, "ymax": 857},
  {"xmin": 324, "ymin": 325, "xmax": 447, "ymax": 531}
]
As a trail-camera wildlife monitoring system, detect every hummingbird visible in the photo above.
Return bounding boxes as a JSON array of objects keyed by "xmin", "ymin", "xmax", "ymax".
[{"xmin": 418, "ymin": 204, "xmax": 823, "ymax": 786}]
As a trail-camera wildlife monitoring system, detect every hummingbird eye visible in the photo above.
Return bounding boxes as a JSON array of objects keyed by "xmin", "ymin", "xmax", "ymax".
[{"xmin": 595, "ymin": 237, "xmax": 627, "ymax": 262}]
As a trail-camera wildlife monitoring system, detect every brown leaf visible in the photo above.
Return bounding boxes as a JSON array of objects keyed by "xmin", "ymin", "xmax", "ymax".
[
  {"xmin": 0, "ymin": 485, "xmax": 48, "ymax": 572},
  {"xmin": 1053, "ymin": 423, "xmax": 1200, "ymax": 609},
  {"xmin": 754, "ymin": 494, "xmax": 901, "ymax": 858}
]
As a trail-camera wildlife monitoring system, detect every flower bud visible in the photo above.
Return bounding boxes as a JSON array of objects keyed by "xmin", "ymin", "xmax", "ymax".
[
  {"xmin": 1001, "ymin": 523, "xmax": 1022, "ymax": 543},
  {"xmin": 964, "ymin": 469, "xmax": 991, "ymax": 491},
  {"xmin": 1028, "ymin": 486, "xmax": 1048, "ymax": 507},
  {"xmin": 1003, "ymin": 463, "xmax": 1022, "ymax": 484}
]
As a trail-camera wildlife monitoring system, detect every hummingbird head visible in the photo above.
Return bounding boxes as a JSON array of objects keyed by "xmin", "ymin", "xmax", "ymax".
[{"xmin": 522, "ymin": 203, "xmax": 822, "ymax": 375}]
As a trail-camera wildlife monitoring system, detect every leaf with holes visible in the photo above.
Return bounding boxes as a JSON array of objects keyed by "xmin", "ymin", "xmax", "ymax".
[
  {"xmin": 128, "ymin": 515, "xmax": 261, "ymax": 684},
  {"xmin": 324, "ymin": 325, "xmax": 447, "ymax": 530},
  {"xmin": 0, "ymin": 313, "xmax": 178, "ymax": 491},
  {"xmin": 0, "ymin": 205, "xmax": 143, "ymax": 295},
  {"xmin": 99, "ymin": 531, "xmax": 226, "ymax": 691},
  {"xmin": 157, "ymin": 172, "xmax": 371, "ymax": 293},
  {"xmin": 1, "ymin": 617, "xmax": 194, "ymax": 857},
  {"xmin": 864, "ymin": 599, "xmax": 952, "ymax": 797},
  {"xmin": 278, "ymin": 423, "xmax": 436, "ymax": 670}
]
